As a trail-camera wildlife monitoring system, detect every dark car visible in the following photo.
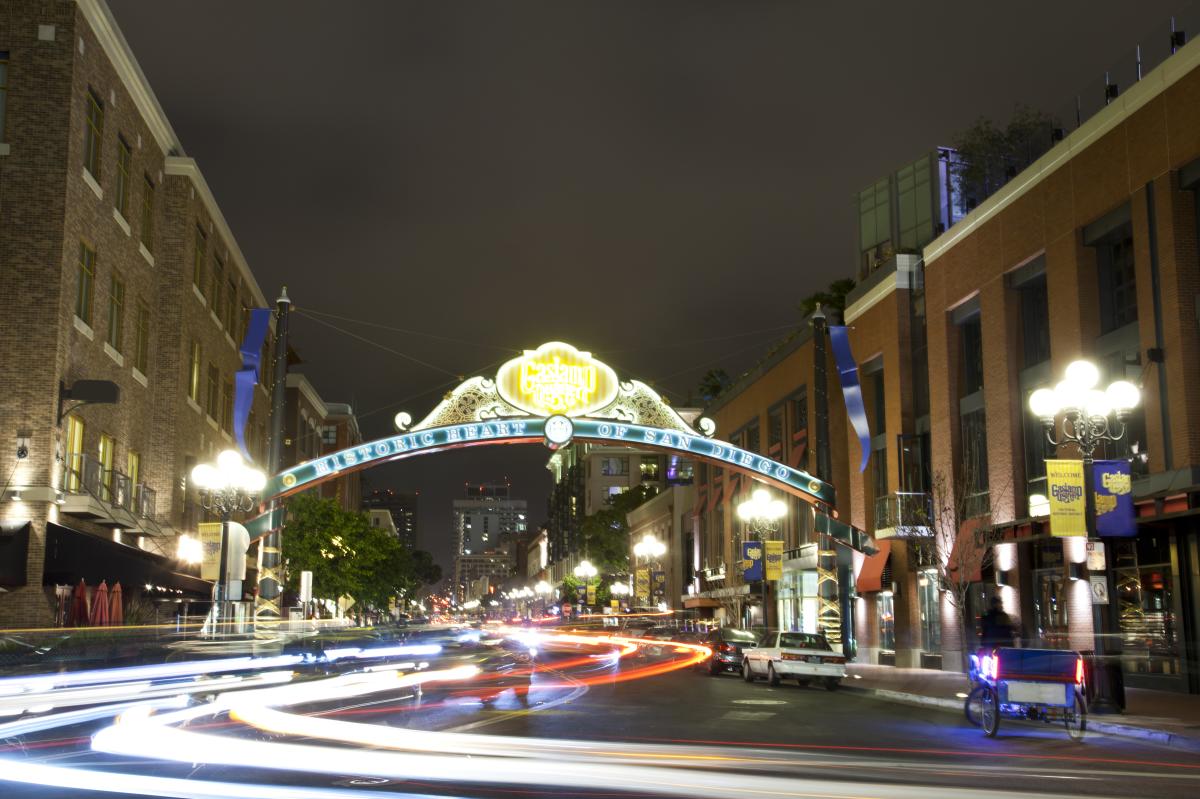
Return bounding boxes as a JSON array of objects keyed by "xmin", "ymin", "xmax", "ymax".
[{"xmin": 699, "ymin": 628, "xmax": 759, "ymax": 675}]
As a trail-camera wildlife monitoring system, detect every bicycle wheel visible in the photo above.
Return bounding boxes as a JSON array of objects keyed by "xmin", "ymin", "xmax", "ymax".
[
  {"xmin": 964, "ymin": 684, "xmax": 987, "ymax": 726},
  {"xmin": 980, "ymin": 686, "xmax": 1000, "ymax": 738},
  {"xmin": 1065, "ymin": 690, "xmax": 1087, "ymax": 741}
]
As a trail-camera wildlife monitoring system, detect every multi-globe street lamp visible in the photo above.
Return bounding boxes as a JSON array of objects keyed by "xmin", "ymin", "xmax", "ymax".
[
  {"xmin": 191, "ymin": 449, "xmax": 266, "ymax": 633},
  {"xmin": 1029, "ymin": 359, "xmax": 1140, "ymax": 712},
  {"xmin": 610, "ymin": 580, "xmax": 631, "ymax": 611},
  {"xmin": 534, "ymin": 580, "xmax": 553, "ymax": 616},
  {"xmin": 573, "ymin": 559, "xmax": 598, "ymax": 612},
  {"xmin": 633, "ymin": 534, "xmax": 666, "ymax": 606},
  {"xmin": 737, "ymin": 488, "xmax": 787, "ymax": 629}
]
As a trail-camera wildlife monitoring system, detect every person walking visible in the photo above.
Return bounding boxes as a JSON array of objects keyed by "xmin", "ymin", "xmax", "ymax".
[{"xmin": 979, "ymin": 596, "xmax": 1015, "ymax": 650}]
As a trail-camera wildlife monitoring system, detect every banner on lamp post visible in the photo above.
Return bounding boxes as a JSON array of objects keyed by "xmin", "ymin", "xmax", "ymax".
[
  {"xmin": 635, "ymin": 568, "xmax": 650, "ymax": 602},
  {"xmin": 651, "ymin": 570, "xmax": 666, "ymax": 599},
  {"xmin": 586, "ymin": 583, "xmax": 596, "ymax": 606},
  {"xmin": 764, "ymin": 540, "xmax": 783, "ymax": 581},
  {"xmin": 742, "ymin": 541, "xmax": 763, "ymax": 581},
  {"xmin": 1047, "ymin": 459, "xmax": 1087, "ymax": 537},
  {"xmin": 1093, "ymin": 460, "xmax": 1135, "ymax": 537},
  {"xmin": 198, "ymin": 522, "xmax": 223, "ymax": 581}
]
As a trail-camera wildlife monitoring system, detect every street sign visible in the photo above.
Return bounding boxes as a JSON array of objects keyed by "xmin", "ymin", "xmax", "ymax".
[
  {"xmin": 1089, "ymin": 575, "xmax": 1109, "ymax": 605},
  {"xmin": 299, "ymin": 570, "xmax": 313, "ymax": 603},
  {"xmin": 1086, "ymin": 540, "xmax": 1106, "ymax": 571}
]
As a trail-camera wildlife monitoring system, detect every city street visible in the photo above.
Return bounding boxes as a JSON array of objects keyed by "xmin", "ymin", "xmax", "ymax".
[{"xmin": 1, "ymin": 635, "xmax": 1197, "ymax": 799}]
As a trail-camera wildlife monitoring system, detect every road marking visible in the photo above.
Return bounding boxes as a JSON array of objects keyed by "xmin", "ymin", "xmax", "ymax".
[
  {"xmin": 722, "ymin": 710, "xmax": 776, "ymax": 721},
  {"xmin": 732, "ymin": 699, "xmax": 788, "ymax": 706}
]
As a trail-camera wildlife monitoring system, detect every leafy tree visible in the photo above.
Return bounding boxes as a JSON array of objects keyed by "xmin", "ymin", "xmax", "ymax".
[
  {"xmin": 951, "ymin": 104, "xmax": 1057, "ymax": 209},
  {"xmin": 799, "ymin": 278, "xmax": 856, "ymax": 318},
  {"xmin": 697, "ymin": 368, "xmax": 732, "ymax": 404},
  {"xmin": 578, "ymin": 484, "xmax": 658, "ymax": 576}
]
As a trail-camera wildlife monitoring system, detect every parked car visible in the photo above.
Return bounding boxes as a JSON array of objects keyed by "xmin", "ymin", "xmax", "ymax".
[
  {"xmin": 698, "ymin": 628, "xmax": 759, "ymax": 676},
  {"xmin": 742, "ymin": 631, "xmax": 846, "ymax": 690}
]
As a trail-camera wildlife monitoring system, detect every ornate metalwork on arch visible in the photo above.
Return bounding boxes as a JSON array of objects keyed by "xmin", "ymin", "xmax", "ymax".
[{"xmin": 261, "ymin": 342, "xmax": 835, "ymax": 507}]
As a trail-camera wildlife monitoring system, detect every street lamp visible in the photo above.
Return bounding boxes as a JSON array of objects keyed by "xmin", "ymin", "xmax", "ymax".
[
  {"xmin": 1029, "ymin": 359, "xmax": 1140, "ymax": 713},
  {"xmin": 573, "ymin": 559, "xmax": 597, "ymax": 579},
  {"xmin": 633, "ymin": 534, "xmax": 666, "ymax": 606},
  {"xmin": 737, "ymin": 488, "xmax": 788, "ymax": 630},
  {"xmin": 191, "ymin": 449, "xmax": 265, "ymax": 634}
]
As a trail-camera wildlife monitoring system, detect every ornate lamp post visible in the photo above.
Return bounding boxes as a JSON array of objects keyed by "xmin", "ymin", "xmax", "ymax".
[
  {"xmin": 633, "ymin": 533, "xmax": 667, "ymax": 608},
  {"xmin": 534, "ymin": 580, "xmax": 552, "ymax": 617},
  {"xmin": 1029, "ymin": 359, "xmax": 1139, "ymax": 712},
  {"xmin": 191, "ymin": 449, "xmax": 266, "ymax": 633},
  {"xmin": 573, "ymin": 559, "xmax": 597, "ymax": 612},
  {"xmin": 737, "ymin": 488, "xmax": 787, "ymax": 630},
  {"xmin": 610, "ymin": 580, "xmax": 631, "ymax": 612}
]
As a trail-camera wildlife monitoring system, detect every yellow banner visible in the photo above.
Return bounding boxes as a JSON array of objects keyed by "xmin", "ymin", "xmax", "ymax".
[
  {"xmin": 765, "ymin": 540, "xmax": 783, "ymax": 581},
  {"xmin": 1047, "ymin": 460, "xmax": 1086, "ymax": 537},
  {"xmin": 635, "ymin": 568, "xmax": 650, "ymax": 600},
  {"xmin": 198, "ymin": 522, "xmax": 223, "ymax": 580},
  {"xmin": 586, "ymin": 583, "xmax": 596, "ymax": 605}
]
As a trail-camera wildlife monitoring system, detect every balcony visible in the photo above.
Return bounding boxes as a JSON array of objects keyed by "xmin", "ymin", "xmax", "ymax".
[
  {"xmin": 873, "ymin": 492, "xmax": 933, "ymax": 539},
  {"xmin": 61, "ymin": 454, "xmax": 160, "ymax": 533}
]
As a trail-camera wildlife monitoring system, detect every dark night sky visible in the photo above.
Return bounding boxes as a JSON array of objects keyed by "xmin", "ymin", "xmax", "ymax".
[{"xmin": 108, "ymin": 0, "xmax": 1185, "ymax": 573}]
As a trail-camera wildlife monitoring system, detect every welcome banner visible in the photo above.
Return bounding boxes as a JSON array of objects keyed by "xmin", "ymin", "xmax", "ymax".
[
  {"xmin": 764, "ymin": 540, "xmax": 783, "ymax": 581},
  {"xmin": 1047, "ymin": 460, "xmax": 1086, "ymax": 537}
]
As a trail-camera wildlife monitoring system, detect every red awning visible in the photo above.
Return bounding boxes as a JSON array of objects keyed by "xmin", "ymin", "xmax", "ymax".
[
  {"xmin": 946, "ymin": 518, "xmax": 986, "ymax": 584},
  {"xmin": 855, "ymin": 540, "xmax": 891, "ymax": 593}
]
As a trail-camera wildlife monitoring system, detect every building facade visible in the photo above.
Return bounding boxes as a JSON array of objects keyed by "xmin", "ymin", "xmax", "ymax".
[
  {"xmin": 453, "ymin": 482, "xmax": 526, "ymax": 556},
  {"xmin": 281, "ymin": 373, "xmax": 362, "ymax": 513},
  {"xmin": 0, "ymin": 0, "xmax": 276, "ymax": 627},
  {"xmin": 362, "ymin": 488, "xmax": 418, "ymax": 549}
]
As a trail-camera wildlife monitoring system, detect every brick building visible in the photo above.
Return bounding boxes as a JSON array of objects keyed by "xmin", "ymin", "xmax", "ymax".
[
  {"xmin": 0, "ymin": 0, "xmax": 276, "ymax": 626},
  {"xmin": 281, "ymin": 373, "xmax": 362, "ymax": 512}
]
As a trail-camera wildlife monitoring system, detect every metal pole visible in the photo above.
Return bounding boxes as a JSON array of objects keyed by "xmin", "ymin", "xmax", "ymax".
[
  {"xmin": 255, "ymin": 288, "xmax": 292, "ymax": 624},
  {"xmin": 217, "ymin": 509, "xmax": 232, "ymax": 635},
  {"xmin": 811, "ymin": 306, "xmax": 832, "ymax": 485},
  {"xmin": 1084, "ymin": 449, "xmax": 1123, "ymax": 713}
]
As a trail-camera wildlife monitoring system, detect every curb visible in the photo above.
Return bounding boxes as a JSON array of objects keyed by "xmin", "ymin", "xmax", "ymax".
[{"xmin": 846, "ymin": 684, "xmax": 1200, "ymax": 753}]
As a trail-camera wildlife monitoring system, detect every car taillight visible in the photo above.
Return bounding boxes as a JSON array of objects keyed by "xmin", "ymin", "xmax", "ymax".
[
  {"xmin": 1075, "ymin": 656, "xmax": 1084, "ymax": 685},
  {"xmin": 719, "ymin": 643, "xmax": 734, "ymax": 653}
]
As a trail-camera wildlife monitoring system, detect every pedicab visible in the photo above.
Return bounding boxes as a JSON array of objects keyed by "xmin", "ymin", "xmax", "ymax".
[{"xmin": 964, "ymin": 647, "xmax": 1087, "ymax": 740}]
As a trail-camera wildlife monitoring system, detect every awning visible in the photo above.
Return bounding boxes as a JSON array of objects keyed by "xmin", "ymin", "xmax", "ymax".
[
  {"xmin": 43, "ymin": 523, "xmax": 211, "ymax": 598},
  {"xmin": 855, "ymin": 540, "xmax": 891, "ymax": 593},
  {"xmin": 683, "ymin": 597, "xmax": 720, "ymax": 609},
  {"xmin": 946, "ymin": 518, "xmax": 987, "ymax": 584}
]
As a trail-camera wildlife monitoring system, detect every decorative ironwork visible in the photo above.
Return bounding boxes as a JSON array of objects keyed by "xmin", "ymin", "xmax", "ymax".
[{"xmin": 409, "ymin": 377, "xmax": 529, "ymax": 431}]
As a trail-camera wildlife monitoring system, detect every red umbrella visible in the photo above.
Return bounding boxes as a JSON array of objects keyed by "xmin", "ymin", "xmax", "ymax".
[
  {"xmin": 109, "ymin": 582, "xmax": 124, "ymax": 626},
  {"xmin": 71, "ymin": 579, "xmax": 89, "ymax": 627},
  {"xmin": 90, "ymin": 580, "xmax": 110, "ymax": 626}
]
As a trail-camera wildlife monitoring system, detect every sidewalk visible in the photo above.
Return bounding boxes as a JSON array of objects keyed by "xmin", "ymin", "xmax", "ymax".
[{"xmin": 845, "ymin": 663, "xmax": 1200, "ymax": 753}]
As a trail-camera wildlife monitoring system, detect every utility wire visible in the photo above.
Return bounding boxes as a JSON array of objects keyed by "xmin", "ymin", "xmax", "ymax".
[
  {"xmin": 294, "ymin": 310, "xmax": 468, "ymax": 379},
  {"xmin": 296, "ymin": 307, "xmax": 523, "ymax": 354}
]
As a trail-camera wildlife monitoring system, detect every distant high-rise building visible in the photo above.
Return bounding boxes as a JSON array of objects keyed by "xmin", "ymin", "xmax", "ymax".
[
  {"xmin": 362, "ymin": 489, "xmax": 419, "ymax": 549},
  {"xmin": 453, "ymin": 482, "xmax": 527, "ymax": 557}
]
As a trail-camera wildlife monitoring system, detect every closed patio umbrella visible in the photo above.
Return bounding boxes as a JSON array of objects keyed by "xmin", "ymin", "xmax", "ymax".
[
  {"xmin": 90, "ymin": 580, "xmax": 109, "ymax": 626},
  {"xmin": 108, "ymin": 582, "xmax": 124, "ymax": 626},
  {"xmin": 71, "ymin": 579, "xmax": 89, "ymax": 627}
]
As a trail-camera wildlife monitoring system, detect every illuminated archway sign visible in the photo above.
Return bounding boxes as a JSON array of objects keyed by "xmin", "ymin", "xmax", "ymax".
[{"xmin": 261, "ymin": 342, "xmax": 833, "ymax": 508}]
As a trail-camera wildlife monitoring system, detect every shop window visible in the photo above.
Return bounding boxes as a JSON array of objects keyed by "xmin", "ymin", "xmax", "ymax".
[
  {"xmin": 918, "ymin": 568, "xmax": 941, "ymax": 652},
  {"xmin": 1114, "ymin": 534, "xmax": 1181, "ymax": 677},
  {"xmin": 1031, "ymin": 540, "xmax": 1068, "ymax": 648},
  {"xmin": 877, "ymin": 593, "xmax": 896, "ymax": 651}
]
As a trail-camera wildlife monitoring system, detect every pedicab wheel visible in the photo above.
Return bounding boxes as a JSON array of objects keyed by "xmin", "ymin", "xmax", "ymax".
[
  {"xmin": 980, "ymin": 686, "xmax": 1000, "ymax": 737},
  {"xmin": 964, "ymin": 684, "xmax": 986, "ymax": 726},
  {"xmin": 1065, "ymin": 690, "xmax": 1087, "ymax": 741}
]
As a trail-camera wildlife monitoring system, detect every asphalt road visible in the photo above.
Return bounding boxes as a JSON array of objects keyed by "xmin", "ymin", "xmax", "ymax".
[{"xmin": 2, "ymin": 642, "xmax": 1198, "ymax": 799}]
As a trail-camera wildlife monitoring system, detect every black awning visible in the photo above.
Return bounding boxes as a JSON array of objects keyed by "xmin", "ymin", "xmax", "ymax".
[{"xmin": 44, "ymin": 523, "xmax": 211, "ymax": 598}]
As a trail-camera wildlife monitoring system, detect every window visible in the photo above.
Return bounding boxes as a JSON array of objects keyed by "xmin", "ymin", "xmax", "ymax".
[
  {"xmin": 744, "ymin": 421, "xmax": 760, "ymax": 454},
  {"xmin": 639, "ymin": 456, "xmax": 660, "ymax": 480},
  {"xmin": 84, "ymin": 88, "xmax": 103, "ymax": 177},
  {"xmin": 0, "ymin": 51, "xmax": 8, "ymax": 141},
  {"xmin": 210, "ymin": 258, "xmax": 224, "ymax": 322},
  {"xmin": 126, "ymin": 450, "xmax": 140, "ymax": 486},
  {"xmin": 790, "ymin": 390, "xmax": 808, "ymax": 469},
  {"xmin": 600, "ymin": 457, "xmax": 628, "ymax": 476},
  {"xmin": 321, "ymin": 425, "xmax": 337, "ymax": 445},
  {"xmin": 75, "ymin": 242, "xmax": 96, "ymax": 325},
  {"xmin": 207, "ymin": 364, "xmax": 220, "ymax": 418},
  {"xmin": 1019, "ymin": 274, "xmax": 1050, "ymax": 367},
  {"xmin": 98, "ymin": 433, "xmax": 115, "ymax": 502},
  {"xmin": 859, "ymin": 178, "xmax": 892, "ymax": 273},
  {"xmin": 896, "ymin": 156, "xmax": 933, "ymax": 251},
  {"xmin": 140, "ymin": 175, "xmax": 155, "ymax": 249},
  {"xmin": 188, "ymin": 340, "xmax": 202, "ymax": 402},
  {"xmin": 193, "ymin": 226, "xmax": 207, "ymax": 295},
  {"xmin": 106, "ymin": 271, "xmax": 124, "ymax": 352},
  {"xmin": 115, "ymin": 136, "xmax": 132, "ymax": 218},
  {"xmin": 225, "ymin": 277, "xmax": 238, "ymax": 332},
  {"xmin": 918, "ymin": 568, "xmax": 941, "ymax": 652},
  {"xmin": 959, "ymin": 313, "xmax": 984, "ymax": 396},
  {"xmin": 960, "ymin": 408, "xmax": 990, "ymax": 516},
  {"xmin": 877, "ymin": 593, "xmax": 896, "ymax": 651},
  {"xmin": 767, "ymin": 406, "xmax": 784, "ymax": 455},
  {"xmin": 134, "ymin": 300, "xmax": 150, "ymax": 373},
  {"xmin": 1022, "ymin": 388, "xmax": 1054, "ymax": 503},
  {"xmin": 221, "ymin": 377, "xmax": 234, "ymax": 434},
  {"xmin": 65, "ymin": 416, "xmax": 85, "ymax": 492},
  {"xmin": 1096, "ymin": 223, "xmax": 1137, "ymax": 334},
  {"xmin": 870, "ymin": 367, "xmax": 886, "ymax": 434}
]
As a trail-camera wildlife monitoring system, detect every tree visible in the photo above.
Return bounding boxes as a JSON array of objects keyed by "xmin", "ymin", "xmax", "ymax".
[
  {"xmin": 904, "ymin": 452, "xmax": 1011, "ymax": 671},
  {"xmin": 798, "ymin": 278, "xmax": 857, "ymax": 318},
  {"xmin": 951, "ymin": 104, "xmax": 1057, "ymax": 210},
  {"xmin": 697, "ymin": 369, "xmax": 732, "ymax": 405}
]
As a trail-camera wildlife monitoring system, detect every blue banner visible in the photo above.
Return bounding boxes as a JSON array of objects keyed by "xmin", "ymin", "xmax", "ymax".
[
  {"xmin": 829, "ymin": 325, "xmax": 871, "ymax": 472},
  {"xmin": 1093, "ymin": 460, "xmax": 1135, "ymax": 537},
  {"xmin": 742, "ymin": 541, "xmax": 763, "ymax": 582},
  {"xmin": 234, "ymin": 308, "xmax": 272, "ymax": 461}
]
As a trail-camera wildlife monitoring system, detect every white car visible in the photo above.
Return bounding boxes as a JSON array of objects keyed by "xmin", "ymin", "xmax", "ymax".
[{"xmin": 742, "ymin": 632, "xmax": 847, "ymax": 690}]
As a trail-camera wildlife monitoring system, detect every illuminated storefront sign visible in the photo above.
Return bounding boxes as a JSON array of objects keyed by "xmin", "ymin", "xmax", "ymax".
[
  {"xmin": 267, "ymin": 418, "xmax": 834, "ymax": 505},
  {"xmin": 496, "ymin": 342, "xmax": 618, "ymax": 417}
]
